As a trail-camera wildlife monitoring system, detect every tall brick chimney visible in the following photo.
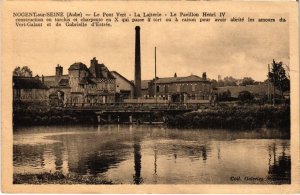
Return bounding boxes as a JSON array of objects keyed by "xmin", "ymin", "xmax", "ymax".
[{"xmin": 134, "ymin": 26, "xmax": 141, "ymax": 98}]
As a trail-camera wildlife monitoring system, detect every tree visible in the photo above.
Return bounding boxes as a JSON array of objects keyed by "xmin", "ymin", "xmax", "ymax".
[
  {"xmin": 238, "ymin": 91, "xmax": 254, "ymax": 102},
  {"xmin": 268, "ymin": 59, "xmax": 290, "ymax": 99},
  {"xmin": 240, "ymin": 77, "xmax": 255, "ymax": 86},
  {"xmin": 223, "ymin": 76, "xmax": 238, "ymax": 86},
  {"xmin": 13, "ymin": 66, "xmax": 32, "ymax": 77}
]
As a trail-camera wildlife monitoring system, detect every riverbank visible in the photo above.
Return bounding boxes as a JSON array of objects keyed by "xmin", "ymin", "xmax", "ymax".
[
  {"xmin": 166, "ymin": 105, "xmax": 290, "ymax": 131},
  {"xmin": 13, "ymin": 102, "xmax": 290, "ymax": 132},
  {"xmin": 13, "ymin": 172, "xmax": 113, "ymax": 184},
  {"xmin": 13, "ymin": 105, "xmax": 96, "ymax": 126}
]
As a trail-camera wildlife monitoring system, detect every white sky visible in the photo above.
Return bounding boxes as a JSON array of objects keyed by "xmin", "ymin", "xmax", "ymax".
[{"xmin": 8, "ymin": 11, "xmax": 289, "ymax": 82}]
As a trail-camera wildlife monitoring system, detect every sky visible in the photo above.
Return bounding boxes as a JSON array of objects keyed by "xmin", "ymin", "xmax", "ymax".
[{"xmin": 7, "ymin": 11, "xmax": 289, "ymax": 82}]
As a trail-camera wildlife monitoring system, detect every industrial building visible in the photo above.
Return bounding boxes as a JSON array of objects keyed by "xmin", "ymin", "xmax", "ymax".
[{"xmin": 13, "ymin": 26, "xmax": 214, "ymax": 106}]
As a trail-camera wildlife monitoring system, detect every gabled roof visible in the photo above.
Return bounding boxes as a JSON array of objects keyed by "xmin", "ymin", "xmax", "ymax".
[
  {"xmin": 89, "ymin": 63, "xmax": 115, "ymax": 79},
  {"xmin": 155, "ymin": 75, "xmax": 207, "ymax": 84},
  {"xmin": 13, "ymin": 77, "xmax": 48, "ymax": 89},
  {"xmin": 79, "ymin": 77, "xmax": 96, "ymax": 85},
  {"xmin": 59, "ymin": 78, "xmax": 69, "ymax": 86},
  {"xmin": 177, "ymin": 75, "xmax": 203, "ymax": 82},
  {"xmin": 111, "ymin": 71, "xmax": 134, "ymax": 87}
]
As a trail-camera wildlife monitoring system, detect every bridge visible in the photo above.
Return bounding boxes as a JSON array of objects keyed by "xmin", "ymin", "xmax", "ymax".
[{"xmin": 64, "ymin": 102, "xmax": 211, "ymax": 124}]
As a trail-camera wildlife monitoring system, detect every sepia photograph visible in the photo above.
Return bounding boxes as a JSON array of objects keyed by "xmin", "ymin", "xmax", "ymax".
[{"xmin": 2, "ymin": 1, "xmax": 299, "ymax": 193}]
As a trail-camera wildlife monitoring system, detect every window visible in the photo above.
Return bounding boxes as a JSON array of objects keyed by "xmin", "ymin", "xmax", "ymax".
[
  {"xmin": 192, "ymin": 84, "xmax": 196, "ymax": 92},
  {"xmin": 156, "ymin": 85, "xmax": 160, "ymax": 93},
  {"xmin": 177, "ymin": 84, "xmax": 180, "ymax": 92}
]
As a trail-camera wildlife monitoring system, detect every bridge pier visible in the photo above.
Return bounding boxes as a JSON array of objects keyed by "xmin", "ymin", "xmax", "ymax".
[{"xmin": 97, "ymin": 115, "xmax": 101, "ymax": 124}]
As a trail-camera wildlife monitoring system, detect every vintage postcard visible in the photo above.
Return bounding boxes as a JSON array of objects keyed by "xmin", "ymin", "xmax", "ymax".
[{"xmin": 1, "ymin": 0, "xmax": 299, "ymax": 193}]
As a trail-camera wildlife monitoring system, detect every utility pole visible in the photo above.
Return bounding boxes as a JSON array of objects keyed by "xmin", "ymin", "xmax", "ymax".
[{"xmin": 155, "ymin": 47, "xmax": 157, "ymax": 105}]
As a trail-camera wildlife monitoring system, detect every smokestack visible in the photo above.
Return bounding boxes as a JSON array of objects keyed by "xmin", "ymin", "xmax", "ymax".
[{"xmin": 134, "ymin": 26, "xmax": 141, "ymax": 98}]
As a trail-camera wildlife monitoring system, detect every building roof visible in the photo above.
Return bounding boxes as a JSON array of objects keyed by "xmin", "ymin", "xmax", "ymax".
[
  {"xmin": 68, "ymin": 62, "xmax": 89, "ymax": 71},
  {"xmin": 79, "ymin": 77, "xmax": 96, "ymax": 85},
  {"xmin": 111, "ymin": 71, "xmax": 134, "ymax": 87},
  {"xmin": 59, "ymin": 78, "xmax": 69, "ymax": 86},
  {"xmin": 13, "ymin": 77, "xmax": 48, "ymax": 89},
  {"xmin": 43, "ymin": 75, "xmax": 69, "ymax": 87},
  {"xmin": 89, "ymin": 63, "xmax": 115, "ymax": 79},
  {"xmin": 155, "ymin": 75, "xmax": 208, "ymax": 84}
]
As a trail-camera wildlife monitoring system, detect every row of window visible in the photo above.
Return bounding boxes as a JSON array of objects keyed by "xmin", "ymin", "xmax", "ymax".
[
  {"xmin": 156, "ymin": 83, "xmax": 210, "ymax": 93},
  {"xmin": 78, "ymin": 84, "xmax": 115, "ymax": 91}
]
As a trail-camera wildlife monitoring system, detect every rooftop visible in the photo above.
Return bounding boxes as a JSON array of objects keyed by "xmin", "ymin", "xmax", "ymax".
[
  {"xmin": 13, "ymin": 77, "xmax": 48, "ymax": 89},
  {"xmin": 155, "ymin": 75, "xmax": 208, "ymax": 84},
  {"xmin": 68, "ymin": 62, "xmax": 89, "ymax": 71}
]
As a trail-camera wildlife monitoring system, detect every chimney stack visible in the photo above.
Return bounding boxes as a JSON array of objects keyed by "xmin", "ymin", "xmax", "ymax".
[
  {"xmin": 56, "ymin": 64, "xmax": 63, "ymax": 82},
  {"xmin": 202, "ymin": 72, "xmax": 207, "ymax": 81},
  {"xmin": 134, "ymin": 26, "xmax": 142, "ymax": 98}
]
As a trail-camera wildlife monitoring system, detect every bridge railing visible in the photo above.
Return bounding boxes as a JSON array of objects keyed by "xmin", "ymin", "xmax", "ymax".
[{"xmin": 64, "ymin": 102, "xmax": 209, "ymax": 111}]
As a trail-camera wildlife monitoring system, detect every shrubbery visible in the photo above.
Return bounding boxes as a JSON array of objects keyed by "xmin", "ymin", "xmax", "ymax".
[
  {"xmin": 13, "ymin": 103, "xmax": 96, "ymax": 126},
  {"xmin": 166, "ymin": 105, "xmax": 290, "ymax": 131}
]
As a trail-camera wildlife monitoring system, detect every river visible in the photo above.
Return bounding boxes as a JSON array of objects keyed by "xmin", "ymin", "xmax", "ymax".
[{"xmin": 13, "ymin": 125, "xmax": 290, "ymax": 184}]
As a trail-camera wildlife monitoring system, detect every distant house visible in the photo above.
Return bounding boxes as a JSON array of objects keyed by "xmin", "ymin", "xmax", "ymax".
[
  {"xmin": 146, "ymin": 72, "xmax": 212, "ymax": 103},
  {"xmin": 111, "ymin": 71, "xmax": 134, "ymax": 101},
  {"xmin": 13, "ymin": 76, "xmax": 48, "ymax": 102}
]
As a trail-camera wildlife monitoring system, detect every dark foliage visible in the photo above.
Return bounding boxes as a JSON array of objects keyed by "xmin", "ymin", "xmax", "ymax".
[
  {"xmin": 166, "ymin": 105, "xmax": 290, "ymax": 131},
  {"xmin": 268, "ymin": 60, "xmax": 290, "ymax": 98},
  {"xmin": 238, "ymin": 90, "xmax": 254, "ymax": 102},
  {"xmin": 13, "ymin": 103, "xmax": 96, "ymax": 126}
]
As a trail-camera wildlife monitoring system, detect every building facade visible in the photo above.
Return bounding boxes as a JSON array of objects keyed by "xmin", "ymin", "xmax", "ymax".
[
  {"xmin": 40, "ymin": 57, "xmax": 116, "ymax": 106},
  {"xmin": 13, "ymin": 76, "xmax": 48, "ymax": 102},
  {"xmin": 111, "ymin": 71, "xmax": 134, "ymax": 101},
  {"xmin": 146, "ymin": 72, "xmax": 212, "ymax": 103},
  {"xmin": 67, "ymin": 57, "xmax": 116, "ymax": 105}
]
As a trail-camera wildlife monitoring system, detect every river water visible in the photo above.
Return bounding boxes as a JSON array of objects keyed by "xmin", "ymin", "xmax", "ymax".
[{"xmin": 13, "ymin": 125, "xmax": 290, "ymax": 184}]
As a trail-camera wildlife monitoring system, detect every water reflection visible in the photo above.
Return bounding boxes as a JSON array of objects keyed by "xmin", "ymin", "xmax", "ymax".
[
  {"xmin": 267, "ymin": 143, "xmax": 291, "ymax": 183},
  {"xmin": 13, "ymin": 125, "xmax": 290, "ymax": 184},
  {"xmin": 133, "ymin": 141, "xmax": 143, "ymax": 184}
]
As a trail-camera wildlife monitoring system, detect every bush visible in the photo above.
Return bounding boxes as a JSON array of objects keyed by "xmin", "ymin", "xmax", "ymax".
[
  {"xmin": 166, "ymin": 105, "xmax": 290, "ymax": 131},
  {"xmin": 238, "ymin": 91, "xmax": 254, "ymax": 102}
]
